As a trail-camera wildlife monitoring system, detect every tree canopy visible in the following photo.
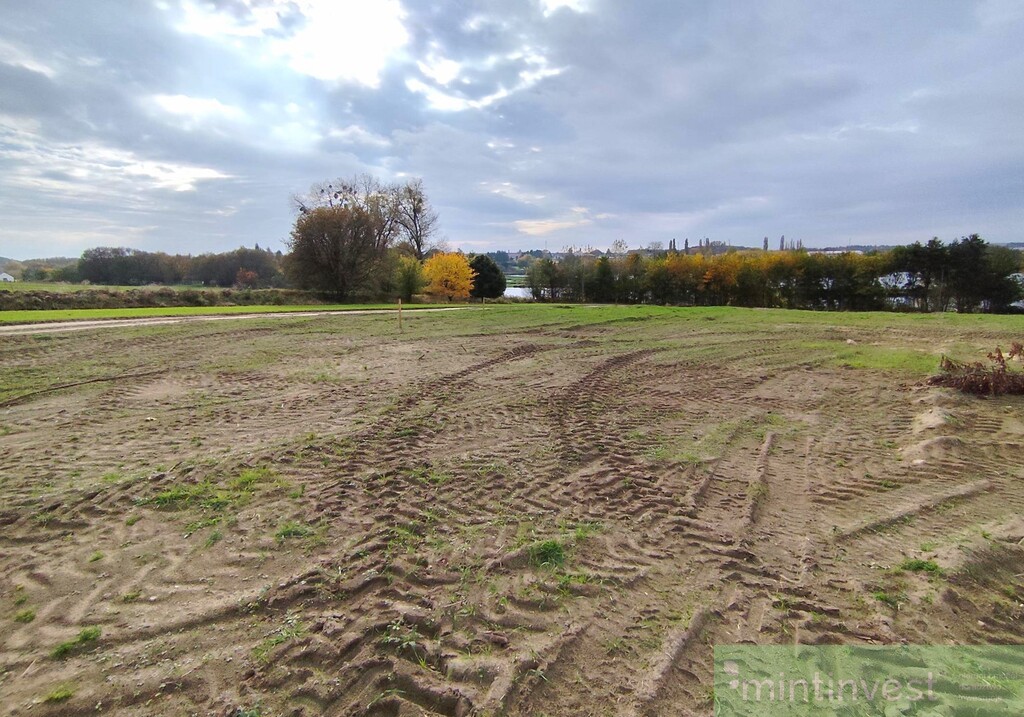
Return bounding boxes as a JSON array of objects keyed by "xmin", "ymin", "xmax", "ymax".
[
  {"xmin": 424, "ymin": 252, "xmax": 475, "ymax": 301},
  {"xmin": 469, "ymin": 254, "xmax": 506, "ymax": 299},
  {"xmin": 285, "ymin": 204, "xmax": 385, "ymax": 299}
]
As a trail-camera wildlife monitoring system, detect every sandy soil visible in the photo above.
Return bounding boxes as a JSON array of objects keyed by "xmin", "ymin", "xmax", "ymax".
[{"xmin": 1, "ymin": 307, "xmax": 1022, "ymax": 716}]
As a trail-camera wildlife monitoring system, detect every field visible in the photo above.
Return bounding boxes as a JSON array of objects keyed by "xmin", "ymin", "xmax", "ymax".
[
  {"xmin": 1, "ymin": 304, "xmax": 1022, "ymax": 716},
  {"xmin": 0, "ymin": 304, "xmax": 451, "ymax": 326}
]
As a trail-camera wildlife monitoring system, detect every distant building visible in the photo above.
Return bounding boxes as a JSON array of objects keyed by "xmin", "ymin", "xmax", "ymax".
[{"xmin": 0, "ymin": 272, "xmax": 14, "ymax": 282}]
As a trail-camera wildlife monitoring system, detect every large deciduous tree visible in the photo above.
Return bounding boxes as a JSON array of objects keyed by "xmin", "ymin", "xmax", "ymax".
[
  {"xmin": 468, "ymin": 254, "xmax": 506, "ymax": 299},
  {"xmin": 424, "ymin": 252, "xmax": 474, "ymax": 301},
  {"xmin": 285, "ymin": 204, "xmax": 385, "ymax": 299},
  {"xmin": 395, "ymin": 179, "xmax": 439, "ymax": 260}
]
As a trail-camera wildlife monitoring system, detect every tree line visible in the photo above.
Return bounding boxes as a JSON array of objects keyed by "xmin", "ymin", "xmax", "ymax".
[
  {"xmin": 526, "ymin": 235, "xmax": 1022, "ymax": 312},
  {"xmin": 15, "ymin": 168, "xmax": 1021, "ymax": 314}
]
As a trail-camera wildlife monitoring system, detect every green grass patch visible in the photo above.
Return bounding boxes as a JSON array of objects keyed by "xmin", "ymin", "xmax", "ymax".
[
  {"xmin": 899, "ymin": 558, "xmax": 944, "ymax": 575},
  {"xmin": 14, "ymin": 608, "xmax": 35, "ymax": 623},
  {"xmin": 873, "ymin": 591, "xmax": 908, "ymax": 610},
  {"xmin": 44, "ymin": 686, "xmax": 75, "ymax": 703},
  {"xmin": 528, "ymin": 540, "xmax": 566, "ymax": 568},
  {"xmin": 275, "ymin": 521, "xmax": 314, "ymax": 542},
  {"xmin": 51, "ymin": 626, "xmax": 101, "ymax": 659}
]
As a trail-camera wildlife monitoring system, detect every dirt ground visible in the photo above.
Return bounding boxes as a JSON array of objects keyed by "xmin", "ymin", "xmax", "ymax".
[{"xmin": 1, "ymin": 305, "xmax": 1022, "ymax": 716}]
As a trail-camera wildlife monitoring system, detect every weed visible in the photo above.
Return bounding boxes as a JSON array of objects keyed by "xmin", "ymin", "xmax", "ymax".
[
  {"xmin": 184, "ymin": 516, "xmax": 222, "ymax": 537},
  {"xmin": 368, "ymin": 688, "xmax": 404, "ymax": 708},
  {"xmin": 51, "ymin": 626, "xmax": 102, "ymax": 659},
  {"xmin": 379, "ymin": 618, "xmax": 422, "ymax": 656},
  {"xmin": 121, "ymin": 591, "xmax": 142, "ymax": 603},
  {"xmin": 88, "ymin": 551, "xmax": 104, "ymax": 563},
  {"xmin": 125, "ymin": 515, "xmax": 142, "ymax": 526},
  {"xmin": 275, "ymin": 520, "xmax": 313, "ymax": 542},
  {"xmin": 873, "ymin": 591, "xmax": 908, "ymax": 610},
  {"xmin": 204, "ymin": 530, "xmax": 223, "ymax": 548},
  {"xmin": 33, "ymin": 510, "xmax": 58, "ymax": 526},
  {"xmin": 229, "ymin": 467, "xmax": 272, "ymax": 492},
  {"xmin": 528, "ymin": 540, "xmax": 566, "ymax": 568},
  {"xmin": 44, "ymin": 686, "xmax": 74, "ymax": 703},
  {"xmin": 747, "ymin": 481, "xmax": 769, "ymax": 502},
  {"xmin": 14, "ymin": 608, "xmax": 35, "ymax": 623},
  {"xmin": 877, "ymin": 479, "xmax": 898, "ymax": 490},
  {"xmin": 899, "ymin": 558, "xmax": 944, "ymax": 576},
  {"xmin": 929, "ymin": 343, "xmax": 1024, "ymax": 395},
  {"xmin": 919, "ymin": 541, "xmax": 938, "ymax": 552},
  {"xmin": 605, "ymin": 637, "xmax": 629, "ymax": 655},
  {"xmin": 252, "ymin": 614, "xmax": 306, "ymax": 663}
]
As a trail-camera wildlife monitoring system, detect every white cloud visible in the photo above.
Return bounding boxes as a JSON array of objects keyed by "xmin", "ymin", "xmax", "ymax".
[
  {"xmin": 479, "ymin": 180, "xmax": 545, "ymax": 205},
  {"xmin": 540, "ymin": 0, "xmax": 589, "ymax": 17},
  {"xmin": 418, "ymin": 50, "xmax": 462, "ymax": 86},
  {"xmin": 0, "ymin": 118, "xmax": 231, "ymax": 198},
  {"xmin": 149, "ymin": 94, "xmax": 246, "ymax": 126},
  {"xmin": 406, "ymin": 49, "xmax": 563, "ymax": 112},
  {"xmin": 175, "ymin": 0, "xmax": 409, "ymax": 87},
  {"xmin": 326, "ymin": 124, "xmax": 391, "ymax": 147},
  {"xmin": 0, "ymin": 39, "xmax": 57, "ymax": 77}
]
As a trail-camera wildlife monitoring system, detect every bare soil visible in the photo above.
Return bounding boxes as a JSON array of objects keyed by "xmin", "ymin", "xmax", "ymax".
[{"xmin": 1, "ymin": 306, "xmax": 1022, "ymax": 716}]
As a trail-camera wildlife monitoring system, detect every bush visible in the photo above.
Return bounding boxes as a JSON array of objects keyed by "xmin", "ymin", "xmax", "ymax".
[{"xmin": 928, "ymin": 343, "xmax": 1024, "ymax": 395}]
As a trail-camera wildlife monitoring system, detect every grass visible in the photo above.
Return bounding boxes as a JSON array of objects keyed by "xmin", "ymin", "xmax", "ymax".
[
  {"xmin": 51, "ymin": 626, "xmax": 101, "ymax": 659},
  {"xmin": 0, "ymin": 303, "xmax": 461, "ymax": 325},
  {"xmin": 14, "ymin": 608, "xmax": 35, "ymax": 623},
  {"xmin": 252, "ymin": 614, "xmax": 306, "ymax": 663},
  {"xmin": 873, "ymin": 591, "xmax": 909, "ymax": 610},
  {"xmin": 899, "ymin": 558, "xmax": 944, "ymax": 575},
  {"xmin": 528, "ymin": 540, "xmax": 566, "ymax": 568},
  {"xmin": 275, "ymin": 520, "xmax": 314, "ymax": 542},
  {"xmin": 44, "ymin": 686, "xmax": 75, "ymax": 703}
]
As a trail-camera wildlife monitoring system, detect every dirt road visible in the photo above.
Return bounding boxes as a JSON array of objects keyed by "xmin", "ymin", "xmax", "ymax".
[{"xmin": 0, "ymin": 306, "xmax": 471, "ymax": 335}]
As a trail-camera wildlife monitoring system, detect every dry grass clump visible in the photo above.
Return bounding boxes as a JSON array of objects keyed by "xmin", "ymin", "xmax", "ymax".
[{"xmin": 928, "ymin": 342, "xmax": 1024, "ymax": 395}]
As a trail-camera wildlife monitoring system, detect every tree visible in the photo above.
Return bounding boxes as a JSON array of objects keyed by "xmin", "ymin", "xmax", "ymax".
[
  {"xmin": 394, "ymin": 255, "xmax": 425, "ymax": 302},
  {"xmin": 234, "ymin": 268, "xmax": 259, "ymax": 288},
  {"xmin": 423, "ymin": 252, "xmax": 474, "ymax": 301},
  {"xmin": 469, "ymin": 254, "xmax": 506, "ymax": 299},
  {"xmin": 285, "ymin": 204, "xmax": 385, "ymax": 299},
  {"xmin": 592, "ymin": 256, "xmax": 615, "ymax": 302},
  {"xmin": 395, "ymin": 179, "xmax": 439, "ymax": 260},
  {"xmin": 293, "ymin": 174, "xmax": 402, "ymax": 252}
]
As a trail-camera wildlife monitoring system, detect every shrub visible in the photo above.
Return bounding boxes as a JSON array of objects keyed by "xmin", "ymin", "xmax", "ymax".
[{"xmin": 928, "ymin": 343, "xmax": 1024, "ymax": 395}]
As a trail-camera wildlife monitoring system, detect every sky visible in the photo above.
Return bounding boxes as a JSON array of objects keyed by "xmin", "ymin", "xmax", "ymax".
[{"xmin": 1, "ymin": 1, "xmax": 1022, "ymax": 260}]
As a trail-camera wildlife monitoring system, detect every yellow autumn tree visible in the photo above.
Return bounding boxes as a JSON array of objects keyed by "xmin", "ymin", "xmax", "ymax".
[{"xmin": 423, "ymin": 252, "xmax": 475, "ymax": 301}]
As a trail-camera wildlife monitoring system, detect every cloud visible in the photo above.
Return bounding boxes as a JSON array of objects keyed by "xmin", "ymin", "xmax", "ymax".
[
  {"xmin": 175, "ymin": 0, "xmax": 409, "ymax": 87},
  {"xmin": 0, "ymin": 118, "xmax": 231, "ymax": 199},
  {"xmin": 0, "ymin": 1, "xmax": 1022, "ymax": 259}
]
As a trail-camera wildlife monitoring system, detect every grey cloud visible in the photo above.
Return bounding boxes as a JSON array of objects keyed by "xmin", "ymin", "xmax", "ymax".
[{"xmin": 0, "ymin": 0, "xmax": 1021, "ymax": 259}]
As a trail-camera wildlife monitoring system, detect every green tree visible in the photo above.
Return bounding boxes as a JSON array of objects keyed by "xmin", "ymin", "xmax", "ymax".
[
  {"xmin": 285, "ymin": 205, "xmax": 385, "ymax": 299},
  {"xmin": 469, "ymin": 254, "xmax": 506, "ymax": 299},
  {"xmin": 592, "ymin": 256, "xmax": 615, "ymax": 302},
  {"xmin": 394, "ymin": 255, "xmax": 425, "ymax": 302}
]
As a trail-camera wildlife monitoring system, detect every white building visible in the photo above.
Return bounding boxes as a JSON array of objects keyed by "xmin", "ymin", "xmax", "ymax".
[{"xmin": 0, "ymin": 272, "xmax": 14, "ymax": 282}]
